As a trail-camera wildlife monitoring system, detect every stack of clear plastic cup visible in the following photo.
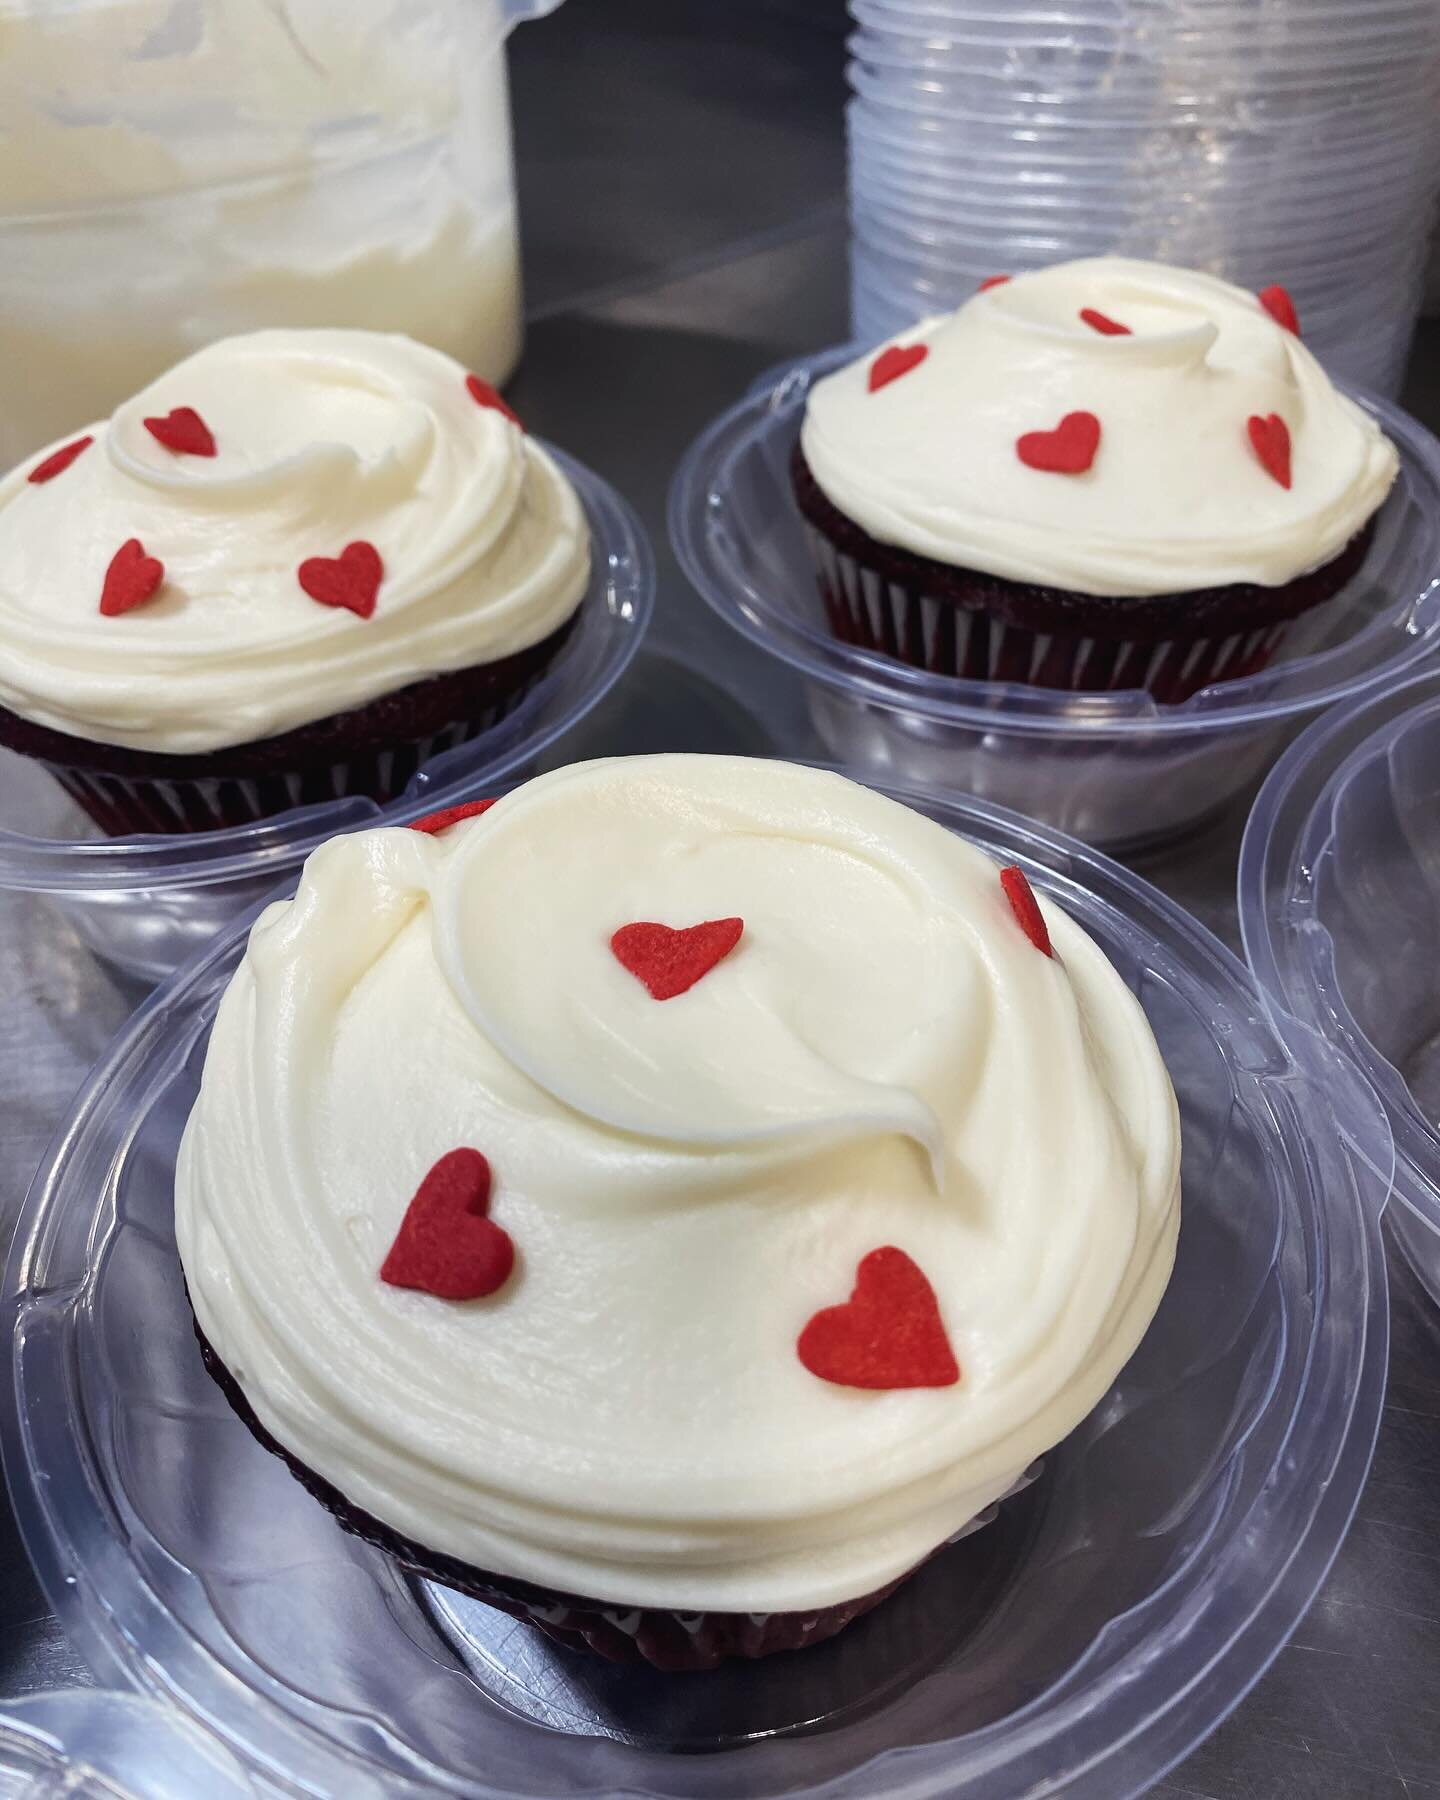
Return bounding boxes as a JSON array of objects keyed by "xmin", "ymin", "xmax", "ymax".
[{"xmin": 849, "ymin": 0, "xmax": 1440, "ymax": 395}]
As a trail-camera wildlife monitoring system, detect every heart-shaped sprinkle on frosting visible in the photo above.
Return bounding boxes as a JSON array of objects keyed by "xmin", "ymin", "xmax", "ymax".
[
  {"xmin": 380, "ymin": 1148, "xmax": 515, "ymax": 1301},
  {"xmin": 100, "ymin": 538, "xmax": 164, "ymax": 616},
  {"xmin": 611, "ymin": 917, "xmax": 744, "ymax": 1001},
  {"xmin": 143, "ymin": 406, "xmax": 217, "ymax": 458},
  {"xmin": 409, "ymin": 799, "xmax": 499, "ymax": 835},
  {"xmin": 978, "ymin": 274, "xmax": 1011, "ymax": 292},
  {"xmin": 1000, "ymin": 865, "xmax": 1054, "ymax": 957},
  {"xmin": 1257, "ymin": 284, "xmax": 1300, "ymax": 336},
  {"xmin": 1079, "ymin": 307, "xmax": 1132, "ymax": 337},
  {"xmin": 1016, "ymin": 410, "xmax": 1101, "ymax": 475},
  {"xmin": 1247, "ymin": 413, "xmax": 1292, "ymax": 489},
  {"xmin": 297, "ymin": 541, "xmax": 384, "ymax": 619},
  {"xmin": 868, "ymin": 343, "xmax": 928, "ymax": 392},
  {"xmin": 28, "ymin": 436, "xmax": 93, "ymax": 485},
  {"xmin": 798, "ymin": 1247, "xmax": 960, "ymax": 1390},
  {"xmin": 466, "ymin": 373, "xmax": 522, "ymax": 428}
]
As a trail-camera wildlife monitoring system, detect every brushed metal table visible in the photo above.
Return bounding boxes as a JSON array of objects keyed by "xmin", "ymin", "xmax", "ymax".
[{"xmin": 1, "ymin": 4, "xmax": 1437, "ymax": 1794}]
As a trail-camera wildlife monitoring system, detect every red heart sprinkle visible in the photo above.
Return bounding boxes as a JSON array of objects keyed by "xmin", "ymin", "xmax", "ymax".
[
  {"xmin": 380, "ymin": 1148, "xmax": 515, "ymax": 1301},
  {"xmin": 466, "ymin": 373, "xmax": 522, "ymax": 428},
  {"xmin": 798, "ymin": 1247, "xmax": 959, "ymax": 1390},
  {"xmin": 409, "ymin": 799, "xmax": 499, "ymax": 835},
  {"xmin": 1080, "ymin": 307, "xmax": 1132, "ymax": 337},
  {"xmin": 978, "ymin": 274, "xmax": 1011, "ymax": 292},
  {"xmin": 1247, "ymin": 413, "xmax": 1292, "ymax": 489},
  {"xmin": 868, "ymin": 343, "xmax": 929, "ymax": 392},
  {"xmin": 143, "ymin": 406, "xmax": 217, "ymax": 458},
  {"xmin": 99, "ymin": 538, "xmax": 164, "ymax": 616},
  {"xmin": 297, "ymin": 541, "xmax": 384, "ymax": 619},
  {"xmin": 28, "ymin": 436, "xmax": 93, "ymax": 485},
  {"xmin": 1016, "ymin": 410, "xmax": 1101, "ymax": 475},
  {"xmin": 1000, "ymin": 865, "xmax": 1054, "ymax": 957},
  {"xmin": 611, "ymin": 917, "xmax": 744, "ymax": 1001},
  {"xmin": 1257, "ymin": 284, "xmax": 1300, "ymax": 336}
]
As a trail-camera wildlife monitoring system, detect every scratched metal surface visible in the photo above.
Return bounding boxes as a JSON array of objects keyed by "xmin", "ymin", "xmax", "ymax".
[{"xmin": 0, "ymin": 4, "xmax": 1437, "ymax": 1794}]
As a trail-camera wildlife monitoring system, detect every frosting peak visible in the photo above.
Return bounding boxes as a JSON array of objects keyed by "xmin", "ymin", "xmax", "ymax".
[
  {"xmin": 0, "ymin": 330, "xmax": 589, "ymax": 753},
  {"xmin": 802, "ymin": 257, "xmax": 1397, "ymax": 597}
]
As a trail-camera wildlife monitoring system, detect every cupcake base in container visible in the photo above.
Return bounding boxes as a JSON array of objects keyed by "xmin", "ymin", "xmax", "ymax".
[
  {"xmin": 195, "ymin": 1324, "xmax": 1025, "ymax": 1674},
  {"xmin": 792, "ymin": 444, "xmax": 1372, "ymax": 704},
  {"xmin": 0, "ymin": 617, "xmax": 576, "ymax": 835}
]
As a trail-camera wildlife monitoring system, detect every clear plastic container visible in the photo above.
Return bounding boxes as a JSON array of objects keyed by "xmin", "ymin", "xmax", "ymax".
[
  {"xmin": 0, "ymin": 0, "xmax": 564, "ymax": 466},
  {"xmin": 1239, "ymin": 668, "xmax": 1440, "ymax": 1308},
  {"xmin": 0, "ymin": 1691, "xmax": 255, "ymax": 1799},
  {"xmin": 669, "ymin": 349, "xmax": 1440, "ymax": 851},
  {"xmin": 0, "ymin": 446, "xmax": 652, "ymax": 983},
  {"xmin": 1, "ymin": 771, "xmax": 1393, "ymax": 1799}
]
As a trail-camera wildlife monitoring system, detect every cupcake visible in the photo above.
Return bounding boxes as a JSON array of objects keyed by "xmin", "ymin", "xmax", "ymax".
[
  {"xmin": 0, "ymin": 331, "xmax": 590, "ymax": 833},
  {"xmin": 795, "ymin": 259, "xmax": 1398, "ymax": 701},
  {"xmin": 175, "ymin": 755, "xmax": 1181, "ymax": 1670}
]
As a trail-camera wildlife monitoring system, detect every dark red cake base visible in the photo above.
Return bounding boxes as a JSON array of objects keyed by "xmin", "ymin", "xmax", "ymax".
[
  {"xmin": 194, "ymin": 1324, "xmax": 910, "ymax": 1672},
  {"xmin": 791, "ymin": 444, "xmax": 1374, "ymax": 703},
  {"xmin": 0, "ymin": 615, "xmax": 577, "ymax": 835}
]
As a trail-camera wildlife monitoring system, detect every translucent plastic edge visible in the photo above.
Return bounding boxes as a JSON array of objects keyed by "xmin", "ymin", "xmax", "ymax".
[
  {"xmin": 0, "ymin": 444, "xmax": 655, "ymax": 894},
  {"xmin": 0, "ymin": 1691, "xmax": 259, "ymax": 1799},
  {"xmin": 669, "ymin": 350, "xmax": 1440, "ymax": 738},
  {"xmin": 1239, "ymin": 666, "xmax": 1440, "ymax": 1250},
  {"xmin": 0, "ymin": 769, "xmax": 1393, "ymax": 1800}
]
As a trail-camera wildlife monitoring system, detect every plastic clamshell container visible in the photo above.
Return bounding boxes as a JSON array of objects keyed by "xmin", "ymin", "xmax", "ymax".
[
  {"xmin": 669, "ymin": 349, "xmax": 1440, "ymax": 849},
  {"xmin": 0, "ymin": 445, "xmax": 652, "ymax": 983},
  {"xmin": 3, "ymin": 772, "xmax": 1391, "ymax": 1800},
  {"xmin": 0, "ymin": 1691, "xmax": 256, "ymax": 1799},
  {"xmin": 1240, "ymin": 667, "xmax": 1440, "ymax": 1306}
]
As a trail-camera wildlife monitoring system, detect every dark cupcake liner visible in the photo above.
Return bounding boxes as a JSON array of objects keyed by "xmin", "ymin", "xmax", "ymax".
[
  {"xmin": 791, "ymin": 443, "xmax": 1371, "ymax": 704},
  {"xmin": 42, "ymin": 698, "xmax": 519, "ymax": 836},
  {"xmin": 195, "ymin": 1321, "xmax": 1036, "ymax": 1672},
  {"xmin": 3, "ymin": 615, "xmax": 575, "ymax": 836},
  {"xmin": 805, "ymin": 525, "xmax": 1294, "ymax": 704}
]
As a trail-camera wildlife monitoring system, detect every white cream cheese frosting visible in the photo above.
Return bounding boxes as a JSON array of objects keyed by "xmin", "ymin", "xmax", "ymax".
[
  {"xmin": 0, "ymin": 329, "xmax": 589, "ymax": 754},
  {"xmin": 801, "ymin": 257, "xmax": 1398, "ymax": 598},
  {"xmin": 176, "ymin": 755, "xmax": 1181, "ymax": 1614}
]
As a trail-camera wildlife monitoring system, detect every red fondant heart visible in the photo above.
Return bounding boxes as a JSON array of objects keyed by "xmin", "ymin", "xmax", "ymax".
[
  {"xmin": 99, "ymin": 538, "xmax": 164, "ymax": 616},
  {"xmin": 380, "ymin": 1148, "xmax": 515, "ymax": 1301},
  {"xmin": 1079, "ymin": 307, "xmax": 1131, "ymax": 337},
  {"xmin": 28, "ymin": 435, "xmax": 93, "ymax": 485},
  {"xmin": 1016, "ymin": 411, "xmax": 1101, "ymax": 475},
  {"xmin": 868, "ymin": 343, "xmax": 928, "ymax": 393},
  {"xmin": 611, "ymin": 917, "xmax": 743, "ymax": 1001},
  {"xmin": 466, "ymin": 373, "xmax": 522, "ymax": 428},
  {"xmin": 1000, "ymin": 865, "xmax": 1053, "ymax": 957},
  {"xmin": 798, "ymin": 1247, "xmax": 959, "ymax": 1390},
  {"xmin": 1257, "ymin": 284, "xmax": 1300, "ymax": 336},
  {"xmin": 409, "ymin": 799, "xmax": 499, "ymax": 835},
  {"xmin": 297, "ymin": 541, "xmax": 384, "ymax": 619},
  {"xmin": 1247, "ymin": 413, "xmax": 1292, "ymax": 489},
  {"xmin": 978, "ymin": 274, "xmax": 1011, "ymax": 292},
  {"xmin": 143, "ymin": 406, "xmax": 217, "ymax": 457}
]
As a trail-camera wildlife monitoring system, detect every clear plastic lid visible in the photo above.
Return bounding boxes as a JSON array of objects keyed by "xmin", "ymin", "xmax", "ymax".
[
  {"xmin": 0, "ymin": 445, "xmax": 653, "ymax": 981},
  {"xmin": 3, "ymin": 770, "xmax": 1392, "ymax": 1798},
  {"xmin": 1239, "ymin": 667, "xmax": 1440, "ymax": 1306}
]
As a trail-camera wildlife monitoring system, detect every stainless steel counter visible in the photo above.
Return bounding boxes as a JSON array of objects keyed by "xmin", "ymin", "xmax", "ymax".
[{"xmin": 1, "ymin": 4, "xmax": 1438, "ymax": 1793}]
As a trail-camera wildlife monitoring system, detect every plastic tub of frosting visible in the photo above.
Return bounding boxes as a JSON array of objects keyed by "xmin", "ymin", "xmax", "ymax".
[
  {"xmin": 0, "ymin": 446, "xmax": 652, "ymax": 982},
  {"xmin": 0, "ymin": 0, "xmax": 565, "ymax": 467},
  {"xmin": 2, "ymin": 769, "xmax": 1391, "ymax": 1798},
  {"xmin": 1239, "ymin": 668, "xmax": 1440, "ymax": 1307},
  {"xmin": 669, "ymin": 348, "xmax": 1440, "ymax": 849}
]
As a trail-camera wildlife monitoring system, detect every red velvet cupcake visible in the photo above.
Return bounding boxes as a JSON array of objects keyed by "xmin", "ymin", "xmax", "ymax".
[
  {"xmin": 796, "ymin": 259, "xmax": 1396, "ymax": 702},
  {"xmin": 0, "ymin": 330, "xmax": 589, "ymax": 832},
  {"xmin": 175, "ymin": 757, "xmax": 1179, "ymax": 1669}
]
